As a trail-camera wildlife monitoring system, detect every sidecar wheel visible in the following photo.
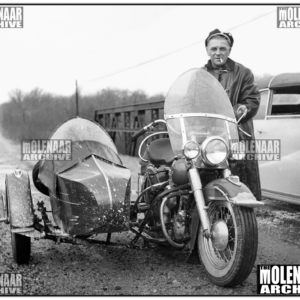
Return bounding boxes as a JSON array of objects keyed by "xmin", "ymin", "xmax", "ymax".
[
  {"xmin": 11, "ymin": 232, "xmax": 31, "ymax": 264},
  {"xmin": 198, "ymin": 200, "xmax": 258, "ymax": 287}
]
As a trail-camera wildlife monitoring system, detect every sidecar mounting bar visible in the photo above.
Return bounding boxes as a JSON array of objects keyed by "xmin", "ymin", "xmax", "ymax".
[
  {"xmin": 130, "ymin": 225, "xmax": 167, "ymax": 244},
  {"xmin": 35, "ymin": 233, "xmax": 127, "ymax": 247},
  {"xmin": 75, "ymin": 237, "xmax": 125, "ymax": 247}
]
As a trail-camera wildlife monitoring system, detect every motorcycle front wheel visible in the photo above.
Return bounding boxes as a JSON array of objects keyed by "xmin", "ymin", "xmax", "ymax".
[{"xmin": 198, "ymin": 200, "xmax": 258, "ymax": 287}]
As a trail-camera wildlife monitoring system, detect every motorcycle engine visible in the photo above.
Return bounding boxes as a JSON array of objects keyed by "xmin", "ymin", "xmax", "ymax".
[
  {"xmin": 162, "ymin": 194, "xmax": 192, "ymax": 243},
  {"xmin": 140, "ymin": 163, "xmax": 192, "ymax": 244}
]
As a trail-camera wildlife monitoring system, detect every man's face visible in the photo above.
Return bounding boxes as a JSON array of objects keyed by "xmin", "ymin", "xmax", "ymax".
[{"xmin": 206, "ymin": 37, "xmax": 231, "ymax": 68}]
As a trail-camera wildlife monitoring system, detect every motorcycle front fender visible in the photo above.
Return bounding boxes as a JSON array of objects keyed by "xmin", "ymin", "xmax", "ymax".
[
  {"xmin": 203, "ymin": 178, "xmax": 264, "ymax": 208},
  {"xmin": 187, "ymin": 177, "xmax": 263, "ymax": 258}
]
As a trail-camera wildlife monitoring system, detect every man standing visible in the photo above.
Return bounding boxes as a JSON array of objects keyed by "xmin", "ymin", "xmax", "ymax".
[{"xmin": 203, "ymin": 29, "xmax": 261, "ymax": 200}]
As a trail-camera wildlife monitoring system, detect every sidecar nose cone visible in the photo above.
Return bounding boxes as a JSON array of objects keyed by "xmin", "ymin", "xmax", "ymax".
[{"xmin": 211, "ymin": 220, "xmax": 229, "ymax": 251}]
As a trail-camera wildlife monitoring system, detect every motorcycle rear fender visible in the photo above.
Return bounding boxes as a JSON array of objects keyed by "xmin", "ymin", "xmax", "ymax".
[
  {"xmin": 203, "ymin": 178, "xmax": 264, "ymax": 208},
  {"xmin": 5, "ymin": 171, "xmax": 34, "ymax": 229}
]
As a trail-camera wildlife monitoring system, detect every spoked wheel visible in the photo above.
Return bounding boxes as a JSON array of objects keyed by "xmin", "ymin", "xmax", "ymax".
[{"xmin": 198, "ymin": 201, "xmax": 258, "ymax": 287}]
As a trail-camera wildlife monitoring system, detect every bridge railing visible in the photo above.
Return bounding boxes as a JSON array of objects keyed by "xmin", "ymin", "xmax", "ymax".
[{"xmin": 94, "ymin": 100, "xmax": 167, "ymax": 156}]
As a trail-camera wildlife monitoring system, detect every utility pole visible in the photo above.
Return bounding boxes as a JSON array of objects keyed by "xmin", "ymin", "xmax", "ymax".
[{"xmin": 75, "ymin": 80, "xmax": 79, "ymax": 116}]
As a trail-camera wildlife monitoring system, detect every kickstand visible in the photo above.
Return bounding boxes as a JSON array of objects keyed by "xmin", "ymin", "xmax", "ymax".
[{"xmin": 186, "ymin": 248, "xmax": 201, "ymax": 265}]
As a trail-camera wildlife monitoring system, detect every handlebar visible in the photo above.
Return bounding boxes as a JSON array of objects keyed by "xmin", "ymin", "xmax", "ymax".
[
  {"xmin": 236, "ymin": 111, "xmax": 247, "ymax": 124},
  {"xmin": 131, "ymin": 119, "xmax": 166, "ymax": 141},
  {"xmin": 236, "ymin": 111, "xmax": 251, "ymax": 137},
  {"xmin": 132, "ymin": 126, "xmax": 149, "ymax": 140}
]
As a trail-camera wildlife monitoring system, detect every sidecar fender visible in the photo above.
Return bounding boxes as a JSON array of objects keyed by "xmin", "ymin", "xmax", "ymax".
[
  {"xmin": 5, "ymin": 171, "xmax": 34, "ymax": 229},
  {"xmin": 203, "ymin": 178, "xmax": 264, "ymax": 208}
]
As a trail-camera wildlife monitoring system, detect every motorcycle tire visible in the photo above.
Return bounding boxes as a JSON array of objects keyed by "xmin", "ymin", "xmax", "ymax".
[
  {"xmin": 32, "ymin": 161, "xmax": 49, "ymax": 196},
  {"xmin": 198, "ymin": 200, "xmax": 258, "ymax": 287}
]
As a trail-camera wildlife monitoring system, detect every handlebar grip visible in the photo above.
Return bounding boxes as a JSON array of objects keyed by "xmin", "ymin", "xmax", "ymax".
[{"xmin": 132, "ymin": 127, "xmax": 148, "ymax": 140}]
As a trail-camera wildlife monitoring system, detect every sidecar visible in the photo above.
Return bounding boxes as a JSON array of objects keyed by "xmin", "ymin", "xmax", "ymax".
[{"xmin": 1, "ymin": 117, "xmax": 131, "ymax": 264}]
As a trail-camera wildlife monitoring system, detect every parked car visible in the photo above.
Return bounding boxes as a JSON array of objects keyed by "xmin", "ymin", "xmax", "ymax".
[{"xmin": 254, "ymin": 73, "xmax": 300, "ymax": 205}]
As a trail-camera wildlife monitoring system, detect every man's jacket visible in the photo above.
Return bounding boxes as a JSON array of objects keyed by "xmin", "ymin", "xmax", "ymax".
[
  {"xmin": 203, "ymin": 57, "xmax": 260, "ymax": 140},
  {"xmin": 202, "ymin": 57, "xmax": 262, "ymax": 200}
]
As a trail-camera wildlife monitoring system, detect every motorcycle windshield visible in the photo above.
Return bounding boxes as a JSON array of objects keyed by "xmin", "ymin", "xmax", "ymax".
[
  {"xmin": 164, "ymin": 69, "xmax": 239, "ymax": 156},
  {"xmin": 49, "ymin": 117, "xmax": 120, "ymax": 166}
]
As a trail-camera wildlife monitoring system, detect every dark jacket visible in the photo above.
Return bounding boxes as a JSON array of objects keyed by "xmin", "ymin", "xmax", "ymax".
[
  {"xmin": 202, "ymin": 57, "xmax": 262, "ymax": 200},
  {"xmin": 203, "ymin": 57, "xmax": 260, "ymax": 140}
]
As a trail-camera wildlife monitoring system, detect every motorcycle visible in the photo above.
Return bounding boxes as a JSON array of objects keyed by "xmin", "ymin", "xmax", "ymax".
[
  {"xmin": 129, "ymin": 68, "xmax": 263, "ymax": 287},
  {"xmin": 0, "ymin": 68, "xmax": 263, "ymax": 288}
]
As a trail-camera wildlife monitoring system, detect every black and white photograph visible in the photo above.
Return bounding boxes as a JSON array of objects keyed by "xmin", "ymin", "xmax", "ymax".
[{"xmin": 0, "ymin": 0, "xmax": 300, "ymax": 296}]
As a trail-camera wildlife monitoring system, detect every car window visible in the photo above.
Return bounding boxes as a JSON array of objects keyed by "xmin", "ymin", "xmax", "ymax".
[
  {"xmin": 254, "ymin": 90, "xmax": 268, "ymax": 120},
  {"xmin": 271, "ymin": 93, "xmax": 300, "ymax": 115}
]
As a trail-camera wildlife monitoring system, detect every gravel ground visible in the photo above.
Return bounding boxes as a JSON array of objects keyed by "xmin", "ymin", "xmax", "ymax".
[{"xmin": 0, "ymin": 132, "xmax": 300, "ymax": 296}]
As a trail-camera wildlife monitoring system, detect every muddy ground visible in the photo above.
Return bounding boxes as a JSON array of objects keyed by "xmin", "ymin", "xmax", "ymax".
[{"xmin": 0, "ymin": 132, "xmax": 300, "ymax": 295}]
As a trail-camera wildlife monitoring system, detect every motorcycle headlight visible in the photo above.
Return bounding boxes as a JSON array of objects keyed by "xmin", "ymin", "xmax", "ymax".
[
  {"xmin": 183, "ymin": 140, "xmax": 200, "ymax": 159},
  {"xmin": 201, "ymin": 137, "xmax": 229, "ymax": 166}
]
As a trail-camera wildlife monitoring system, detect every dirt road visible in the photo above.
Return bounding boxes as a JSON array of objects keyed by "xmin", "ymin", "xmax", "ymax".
[{"xmin": 0, "ymin": 133, "xmax": 300, "ymax": 295}]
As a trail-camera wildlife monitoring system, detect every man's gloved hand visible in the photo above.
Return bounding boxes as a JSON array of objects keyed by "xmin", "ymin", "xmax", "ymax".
[{"xmin": 235, "ymin": 105, "xmax": 247, "ymax": 121}]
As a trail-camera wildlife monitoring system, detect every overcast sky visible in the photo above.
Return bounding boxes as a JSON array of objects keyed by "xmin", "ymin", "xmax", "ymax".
[{"xmin": 0, "ymin": 2, "xmax": 299, "ymax": 103}]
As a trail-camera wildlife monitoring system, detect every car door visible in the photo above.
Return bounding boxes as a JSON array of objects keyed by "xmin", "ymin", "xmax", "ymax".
[{"xmin": 254, "ymin": 89, "xmax": 300, "ymax": 204}]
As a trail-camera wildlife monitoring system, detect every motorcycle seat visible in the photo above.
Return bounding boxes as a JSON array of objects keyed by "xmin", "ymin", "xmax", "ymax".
[{"xmin": 146, "ymin": 138, "xmax": 175, "ymax": 166}]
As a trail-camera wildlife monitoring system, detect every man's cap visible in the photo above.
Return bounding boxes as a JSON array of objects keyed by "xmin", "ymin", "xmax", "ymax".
[{"xmin": 205, "ymin": 29, "xmax": 234, "ymax": 47}]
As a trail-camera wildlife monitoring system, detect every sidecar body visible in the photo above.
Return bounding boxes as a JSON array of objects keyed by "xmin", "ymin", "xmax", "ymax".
[
  {"xmin": 1, "ymin": 117, "xmax": 131, "ymax": 263},
  {"xmin": 37, "ymin": 117, "xmax": 131, "ymax": 236}
]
